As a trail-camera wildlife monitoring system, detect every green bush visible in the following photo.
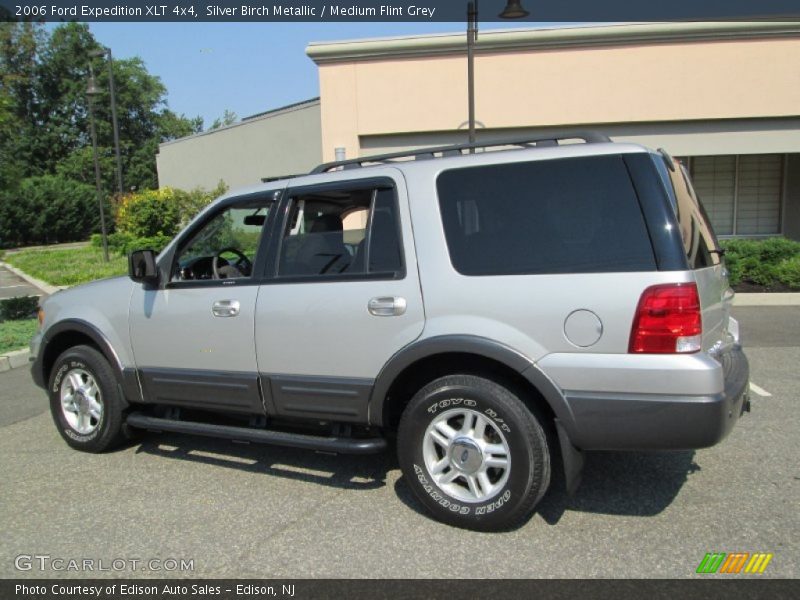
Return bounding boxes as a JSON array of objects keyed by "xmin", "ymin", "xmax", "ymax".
[
  {"xmin": 114, "ymin": 181, "xmax": 227, "ymax": 240},
  {"xmin": 0, "ymin": 295, "xmax": 39, "ymax": 321},
  {"xmin": 721, "ymin": 237, "xmax": 800, "ymax": 289},
  {"xmin": 0, "ymin": 175, "xmax": 106, "ymax": 248},
  {"xmin": 115, "ymin": 188, "xmax": 182, "ymax": 238},
  {"xmin": 90, "ymin": 232, "xmax": 171, "ymax": 256},
  {"xmin": 774, "ymin": 256, "xmax": 800, "ymax": 289},
  {"xmin": 175, "ymin": 180, "xmax": 228, "ymax": 226}
]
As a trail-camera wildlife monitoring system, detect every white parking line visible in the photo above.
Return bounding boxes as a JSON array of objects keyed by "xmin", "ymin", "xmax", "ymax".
[{"xmin": 750, "ymin": 382, "xmax": 772, "ymax": 397}]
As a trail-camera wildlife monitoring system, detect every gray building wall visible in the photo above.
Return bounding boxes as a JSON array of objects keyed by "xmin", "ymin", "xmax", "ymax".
[{"xmin": 156, "ymin": 99, "xmax": 322, "ymax": 191}]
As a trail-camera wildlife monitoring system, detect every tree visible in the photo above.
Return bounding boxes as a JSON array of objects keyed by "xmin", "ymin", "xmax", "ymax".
[
  {"xmin": 0, "ymin": 22, "xmax": 43, "ymax": 187},
  {"xmin": 0, "ymin": 22, "xmax": 203, "ymax": 195},
  {"xmin": 209, "ymin": 109, "xmax": 238, "ymax": 130}
]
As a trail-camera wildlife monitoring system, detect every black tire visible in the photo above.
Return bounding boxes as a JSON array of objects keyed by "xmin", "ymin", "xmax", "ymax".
[
  {"xmin": 397, "ymin": 374, "xmax": 550, "ymax": 531},
  {"xmin": 48, "ymin": 345, "xmax": 130, "ymax": 453}
]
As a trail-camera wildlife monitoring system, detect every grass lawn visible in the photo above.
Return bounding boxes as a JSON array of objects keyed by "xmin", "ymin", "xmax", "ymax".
[
  {"xmin": 5, "ymin": 246, "xmax": 127, "ymax": 287},
  {"xmin": 0, "ymin": 319, "xmax": 38, "ymax": 354}
]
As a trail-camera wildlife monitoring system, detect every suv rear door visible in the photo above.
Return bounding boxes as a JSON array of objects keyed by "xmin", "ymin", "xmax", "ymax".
[{"xmin": 254, "ymin": 170, "xmax": 424, "ymax": 423}]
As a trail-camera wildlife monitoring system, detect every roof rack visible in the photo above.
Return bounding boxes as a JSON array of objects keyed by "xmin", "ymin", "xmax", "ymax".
[
  {"xmin": 261, "ymin": 173, "xmax": 303, "ymax": 183},
  {"xmin": 310, "ymin": 131, "xmax": 611, "ymax": 174}
]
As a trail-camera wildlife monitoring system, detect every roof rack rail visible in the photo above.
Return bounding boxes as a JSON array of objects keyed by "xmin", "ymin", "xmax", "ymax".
[
  {"xmin": 310, "ymin": 131, "xmax": 611, "ymax": 174},
  {"xmin": 261, "ymin": 173, "xmax": 302, "ymax": 183}
]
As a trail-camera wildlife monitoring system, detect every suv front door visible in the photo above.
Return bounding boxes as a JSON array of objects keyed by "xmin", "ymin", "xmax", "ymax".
[
  {"xmin": 255, "ymin": 172, "xmax": 424, "ymax": 423},
  {"xmin": 129, "ymin": 190, "xmax": 280, "ymax": 414}
]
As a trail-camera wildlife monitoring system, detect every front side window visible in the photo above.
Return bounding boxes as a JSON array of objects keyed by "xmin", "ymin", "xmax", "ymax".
[
  {"xmin": 172, "ymin": 200, "xmax": 272, "ymax": 282},
  {"xmin": 278, "ymin": 184, "xmax": 403, "ymax": 279}
]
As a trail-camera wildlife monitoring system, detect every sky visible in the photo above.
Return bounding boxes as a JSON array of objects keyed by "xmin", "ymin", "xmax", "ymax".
[{"xmin": 85, "ymin": 22, "xmax": 566, "ymax": 129}]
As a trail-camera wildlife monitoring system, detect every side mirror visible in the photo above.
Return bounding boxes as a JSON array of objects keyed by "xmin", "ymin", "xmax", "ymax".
[{"xmin": 128, "ymin": 249, "xmax": 159, "ymax": 285}]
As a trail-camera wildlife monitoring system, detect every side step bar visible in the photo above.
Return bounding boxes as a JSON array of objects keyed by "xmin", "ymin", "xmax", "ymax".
[{"xmin": 126, "ymin": 413, "xmax": 387, "ymax": 455}]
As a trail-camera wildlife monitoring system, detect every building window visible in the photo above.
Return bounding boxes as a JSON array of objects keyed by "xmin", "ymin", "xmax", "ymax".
[{"xmin": 689, "ymin": 154, "xmax": 784, "ymax": 236}]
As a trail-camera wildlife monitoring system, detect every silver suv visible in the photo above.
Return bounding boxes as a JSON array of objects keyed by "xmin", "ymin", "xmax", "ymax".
[{"xmin": 30, "ymin": 133, "xmax": 750, "ymax": 531}]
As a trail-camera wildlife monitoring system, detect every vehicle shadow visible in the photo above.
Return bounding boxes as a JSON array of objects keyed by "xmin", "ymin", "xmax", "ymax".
[
  {"xmin": 134, "ymin": 432, "xmax": 699, "ymax": 527},
  {"xmin": 133, "ymin": 431, "xmax": 394, "ymax": 491},
  {"xmin": 394, "ymin": 449, "xmax": 701, "ymax": 528},
  {"xmin": 536, "ymin": 450, "xmax": 701, "ymax": 525}
]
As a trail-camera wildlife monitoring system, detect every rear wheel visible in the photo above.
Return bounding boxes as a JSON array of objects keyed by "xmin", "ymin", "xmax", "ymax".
[
  {"xmin": 48, "ymin": 345, "xmax": 130, "ymax": 453},
  {"xmin": 397, "ymin": 374, "xmax": 550, "ymax": 531}
]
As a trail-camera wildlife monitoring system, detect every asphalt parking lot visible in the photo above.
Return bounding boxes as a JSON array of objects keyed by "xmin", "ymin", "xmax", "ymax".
[
  {"xmin": 0, "ymin": 264, "xmax": 41, "ymax": 300},
  {"xmin": 1, "ymin": 306, "xmax": 798, "ymax": 579}
]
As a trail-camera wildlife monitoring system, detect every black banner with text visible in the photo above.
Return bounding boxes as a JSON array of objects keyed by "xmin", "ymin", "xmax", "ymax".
[
  {"xmin": 3, "ymin": 579, "xmax": 799, "ymax": 600},
  {"xmin": 2, "ymin": 0, "xmax": 800, "ymax": 22}
]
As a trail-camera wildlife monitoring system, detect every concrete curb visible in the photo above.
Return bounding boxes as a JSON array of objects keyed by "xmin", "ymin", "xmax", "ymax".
[
  {"xmin": 0, "ymin": 348, "xmax": 30, "ymax": 373},
  {"xmin": 733, "ymin": 292, "xmax": 800, "ymax": 307},
  {"xmin": 0, "ymin": 260, "xmax": 67, "ymax": 296}
]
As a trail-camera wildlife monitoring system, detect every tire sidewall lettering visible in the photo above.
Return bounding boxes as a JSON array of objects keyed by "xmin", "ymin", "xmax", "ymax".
[
  {"xmin": 415, "ymin": 389, "xmax": 525, "ymax": 518},
  {"xmin": 51, "ymin": 360, "xmax": 88, "ymax": 394}
]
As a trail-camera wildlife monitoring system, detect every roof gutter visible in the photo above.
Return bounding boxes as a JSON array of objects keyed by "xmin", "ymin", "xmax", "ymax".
[{"xmin": 306, "ymin": 21, "xmax": 800, "ymax": 64}]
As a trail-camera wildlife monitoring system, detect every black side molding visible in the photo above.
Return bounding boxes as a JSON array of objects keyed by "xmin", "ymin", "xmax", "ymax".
[{"xmin": 126, "ymin": 413, "xmax": 387, "ymax": 455}]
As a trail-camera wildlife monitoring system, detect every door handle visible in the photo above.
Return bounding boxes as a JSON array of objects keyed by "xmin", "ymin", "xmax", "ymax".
[
  {"xmin": 212, "ymin": 300, "xmax": 240, "ymax": 317},
  {"xmin": 368, "ymin": 296, "xmax": 407, "ymax": 317}
]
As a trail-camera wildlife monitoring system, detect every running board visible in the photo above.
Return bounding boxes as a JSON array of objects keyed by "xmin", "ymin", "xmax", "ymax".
[{"xmin": 126, "ymin": 413, "xmax": 386, "ymax": 455}]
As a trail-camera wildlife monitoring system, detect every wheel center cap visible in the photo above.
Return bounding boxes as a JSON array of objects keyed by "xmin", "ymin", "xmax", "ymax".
[{"xmin": 449, "ymin": 437, "xmax": 483, "ymax": 474}]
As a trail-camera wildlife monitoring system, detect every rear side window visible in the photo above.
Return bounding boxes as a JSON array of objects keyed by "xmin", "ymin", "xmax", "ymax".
[
  {"xmin": 667, "ymin": 162, "xmax": 722, "ymax": 269},
  {"xmin": 437, "ymin": 155, "xmax": 656, "ymax": 276},
  {"xmin": 277, "ymin": 183, "xmax": 403, "ymax": 279}
]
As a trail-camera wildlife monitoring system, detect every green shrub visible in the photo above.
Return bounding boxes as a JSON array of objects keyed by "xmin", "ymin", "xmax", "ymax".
[
  {"xmin": 0, "ymin": 295, "xmax": 39, "ymax": 321},
  {"xmin": 174, "ymin": 180, "xmax": 228, "ymax": 226},
  {"xmin": 0, "ymin": 175, "xmax": 106, "ymax": 248},
  {"xmin": 115, "ymin": 188, "xmax": 182, "ymax": 238},
  {"xmin": 114, "ymin": 181, "xmax": 227, "ymax": 240},
  {"xmin": 91, "ymin": 232, "xmax": 170, "ymax": 256},
  {"xmin": 721, "ymin": 237, "xmax": 800, "ymax": 289},
  {"xmin": 774, "ymin": 256, "xmax": 800, "ymax": 289}
]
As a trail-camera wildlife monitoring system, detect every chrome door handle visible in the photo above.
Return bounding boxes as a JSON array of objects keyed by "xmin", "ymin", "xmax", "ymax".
[
  {"xmin": 212, "ymin": 300, "xmax": 240, "ymax": 317},
  {"xmin": 368, "ymin": 296, "xmax": 407, "ymax": 317}
]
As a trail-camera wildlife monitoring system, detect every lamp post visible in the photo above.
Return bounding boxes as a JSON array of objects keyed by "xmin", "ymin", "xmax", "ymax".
[
  {"xmin": 86, "ymin": 65, "xmax": 110, "ymax": 263},
  {"xmin": 467, "ymin": 1, "xmax": 530, "ymax": 148},
  {"xmin": 89, "ymin": 47, "xmax": 123, "ymax": 198}
]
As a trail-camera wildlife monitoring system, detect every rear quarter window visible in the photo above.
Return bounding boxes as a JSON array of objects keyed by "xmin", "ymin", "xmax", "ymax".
[
  {"xmin": 668, "ymin": 162, "xmax": 722, "ymax": 270},
  {"xmin": 437, "ymin": 155, "xmax": 656, "ymax": 276}
]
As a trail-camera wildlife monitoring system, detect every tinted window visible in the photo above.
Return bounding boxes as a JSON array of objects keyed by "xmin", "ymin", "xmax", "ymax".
[
  {"xmin": 437, "ymin": 155, "xmax": 656, "ymax": 276},
  {"xmin": 669, "ymin": 162, "xmax": 721, "ymax": 269},
  {"xmin": 277, "ymin": 184, "xmax": 403, "ymax": 279}
]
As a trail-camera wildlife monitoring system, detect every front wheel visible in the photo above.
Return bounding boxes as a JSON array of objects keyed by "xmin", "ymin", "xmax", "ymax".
[
  {"xmin": 397, "ymin": 374, "xmax": 550, "ymax": 531},
  {"xmin": 48, "ymin": 345, "xmax": 130, "ymax": 453}
]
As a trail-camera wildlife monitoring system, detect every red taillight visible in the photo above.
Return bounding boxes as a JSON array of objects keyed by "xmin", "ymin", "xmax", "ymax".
[{"xmin": 629, "ymin": 283, "xmax": 702, "ymax": 354}]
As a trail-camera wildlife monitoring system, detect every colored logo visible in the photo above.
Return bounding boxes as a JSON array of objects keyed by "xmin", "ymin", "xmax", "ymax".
[{"xmin": 696, "ymin": 552, "xmax": 773, "ymax": 574}]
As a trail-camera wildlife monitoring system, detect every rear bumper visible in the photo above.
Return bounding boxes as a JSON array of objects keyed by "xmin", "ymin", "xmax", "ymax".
[{"xmin": 559, "ymin": 346, "xmax": 750, "ymax": 451}]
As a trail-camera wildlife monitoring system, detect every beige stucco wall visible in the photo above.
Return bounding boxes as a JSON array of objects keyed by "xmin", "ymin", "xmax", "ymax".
[
  {"xmin": 312, "ymin": 25, "xmax": 800, "ymax": 161},
  {"xmin": 157, "ymin": 101, "xmax": 322, "ymax": 191}
]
